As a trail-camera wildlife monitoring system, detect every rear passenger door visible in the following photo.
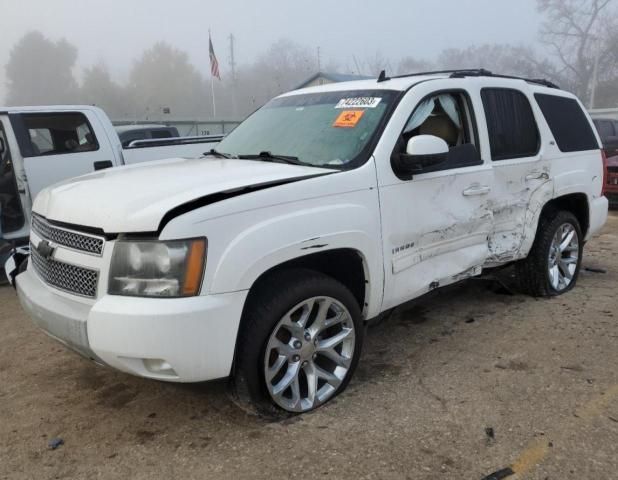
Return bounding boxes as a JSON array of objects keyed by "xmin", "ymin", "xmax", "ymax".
[
  {"xmin": 10, "ymin": 111, "xmax": 117, "ymax": 200},
  {"xmin": 479, "ymin": 87, "xmax": 548, "ymax": 264}
]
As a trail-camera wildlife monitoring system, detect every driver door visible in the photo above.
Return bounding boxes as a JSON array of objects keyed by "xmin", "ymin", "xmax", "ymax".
[{"xmin": 374, "ymin": 80, "xmax": 494, "ymax": 310}]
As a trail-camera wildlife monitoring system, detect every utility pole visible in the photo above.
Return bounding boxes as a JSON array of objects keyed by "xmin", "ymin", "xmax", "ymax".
[
  {"xmin": 229, "ymin": 34, "xmax": 237, "ymax": 82},
  {"xmin": 317, "ymin": 46, "xmax": 321, "ymax": 72},
  {"xmin": 589, "ymin": 35, "xmax": 601, "ymax": 109},
  {"xmin": 229, "ymin": 33, "xmax": 238, "ymax": 117}
]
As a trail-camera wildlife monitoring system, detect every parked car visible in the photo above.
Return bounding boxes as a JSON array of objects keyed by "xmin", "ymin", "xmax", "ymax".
[
  {"xmin": 115, "ymin": 124, "xmax": 180, "ymax": 148},
  {"xmin": 0, "ymin": 105, "xmax": 223, "ymax": 271},
  {"xmin": 592, "ymin": 117, "xmax": 618, "ymax": 207},
  {"xmin": 13, "ymin": 70, "xmax": 608, "ymax": 414}
]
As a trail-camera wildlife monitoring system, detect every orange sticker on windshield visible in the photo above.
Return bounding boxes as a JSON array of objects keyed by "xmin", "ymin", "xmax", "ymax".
[{"xmin": 333, "ymin": 110, "xmax": 364, "ymax": 128}]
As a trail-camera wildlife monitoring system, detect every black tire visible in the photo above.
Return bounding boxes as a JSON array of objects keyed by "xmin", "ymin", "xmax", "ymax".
[
  {"xmin": 231, "ymin": 268, "xmax": 364, "ymax": 416},
  {"xmin": 516, "ymin": 209, "xmax": 583, "ymax": 297}
]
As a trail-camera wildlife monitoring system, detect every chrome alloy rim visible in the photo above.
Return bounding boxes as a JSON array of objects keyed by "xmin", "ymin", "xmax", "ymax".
[
  {"xmin": 548, "ymin": 223, "xmax": 579, "ymax": 291},
  {"xmin": 264, "ymin": 296, "xmax": 356, "ymax": 412}
]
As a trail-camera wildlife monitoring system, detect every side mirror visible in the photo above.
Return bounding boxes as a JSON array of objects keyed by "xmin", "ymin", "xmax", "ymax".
[
  {"xmin": 0, "ymin": 138, "xmax": 5, "ymax": 155},
  {"xmin": 392, "ymin": 135, "xmax": 449, "ymax": 178}
]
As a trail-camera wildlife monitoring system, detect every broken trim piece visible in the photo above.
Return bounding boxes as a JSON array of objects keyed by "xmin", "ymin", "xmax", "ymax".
[{"xmin": 480, "ymin": 467, "xmax": 515, "ymax": 480}]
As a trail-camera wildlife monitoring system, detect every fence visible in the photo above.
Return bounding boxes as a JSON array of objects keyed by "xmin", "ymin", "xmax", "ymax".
[
  {"xmin": 589, "ymin": 108, "xmax": 618, "ymax": 120},
  {"xmin": 112, "ymin": 119, "xmax": 242, "ymax": 136}
]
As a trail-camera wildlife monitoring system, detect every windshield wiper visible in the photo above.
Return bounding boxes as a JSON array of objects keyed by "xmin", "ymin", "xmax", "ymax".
[
  {"xmin": 203, "ymin": 148, "xmax": 234, "ymax": 159},
  {"xmin": 237, "ymin": 151, "xmax": 305, "ymax": 166}
]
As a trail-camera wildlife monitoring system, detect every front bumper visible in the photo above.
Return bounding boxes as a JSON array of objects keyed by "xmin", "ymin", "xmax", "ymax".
[{"xmin": 16, "ymin": 267, "xmax": 248, "ymax": 382}]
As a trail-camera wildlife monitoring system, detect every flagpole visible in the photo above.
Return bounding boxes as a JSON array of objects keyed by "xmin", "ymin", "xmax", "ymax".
[{"xmin": 211, "ymin": 72, "xmax": 217, "ymax": 118}]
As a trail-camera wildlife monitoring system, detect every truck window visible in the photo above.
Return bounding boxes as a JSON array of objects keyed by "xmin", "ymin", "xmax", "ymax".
[
  {"xmin": 121, "ymin": 131, "xmax": 147, "ymax": 148},
  {"xmin": 481, "ymin": 88, "xmax": 540, "ymax": 161},
  {"xmin": 0, "ymin": 122, "xmax": 25, "ymax": 233},
  {"xmin": 397, "ymin": 90, "xmax": 482, "ymax": 171},
  {"xmin": 594, "ymin": 119, "xmax": 615, "ymax": 143},
  {"xmin": 151, "ymin": 129, "xmax": 174, "ymax": 139},
  {"xmin": 21, "ymin": 113, "xmax": 99, "ymax": 157},
  {"xmin": 535, "ymin": 94, "xmax": 600, "ymax": 152}
]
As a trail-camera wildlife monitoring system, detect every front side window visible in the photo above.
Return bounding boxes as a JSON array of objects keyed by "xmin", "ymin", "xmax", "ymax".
[
  {"xmin": 481, "ymin": 88, "xmax": 540, "ymax": 161},
  {"xmin": 216, "ymin": 90, "xmax": 398, "ymax": 168},
  {"xmin": 395, "ymin": 90, "xmax": 482, "ymax": 171},
  {"xmin": 21, "ymin": 113, "xmax": 99, "ymax": 157},
  {"xmin": 535, "ymin": 94, "xmax": 599, "ymax": 152}
]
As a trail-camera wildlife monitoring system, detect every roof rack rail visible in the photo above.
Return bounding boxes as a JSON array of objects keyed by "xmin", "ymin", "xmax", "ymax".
[
  {"xmin": 449, "ymin": 70, "xmax": 560, "ymax": 89},
  {"xmin": 377, "ymin": 68, "xmax": 560, "ymax": 89}
]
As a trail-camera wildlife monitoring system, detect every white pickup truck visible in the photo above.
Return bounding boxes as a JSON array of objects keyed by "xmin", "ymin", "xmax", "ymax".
[
  {"xmin": 14, "ymin": 70, "xmax": 608, "ymax": 414},
  {"xmin": 0, "ymin": 105, "xmax": 222, "ymax": 270}
]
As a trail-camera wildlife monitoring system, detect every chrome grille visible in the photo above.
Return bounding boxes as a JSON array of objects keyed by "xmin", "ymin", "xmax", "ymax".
[
  {"xmin": 32, "ymin": 214, "xmax": 104, "ymax": 255},
  {"xmin": 30, "ymin": 242, "xmax": 99, "ymax": 298}
]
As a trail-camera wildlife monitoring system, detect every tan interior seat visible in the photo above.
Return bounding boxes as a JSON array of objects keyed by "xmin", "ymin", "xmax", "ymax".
[{"xmin": 419, "ymin": 114, "xmax": 459, "ymax": 146}]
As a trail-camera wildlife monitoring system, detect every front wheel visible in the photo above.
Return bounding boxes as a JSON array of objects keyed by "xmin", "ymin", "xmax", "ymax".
[
  {"xmin": 232, "ymin": 269, "xmax": 364, "ymax": 415},
  {"xmin": 516, "ymin": 210, "xmax": 583, "ymax": 297}
]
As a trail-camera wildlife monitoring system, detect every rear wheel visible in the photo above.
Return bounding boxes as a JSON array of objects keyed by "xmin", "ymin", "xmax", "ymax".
[
  {"xmin": 516, "ymin": 210, "xmax": 583, "ymax": 297},
  {"xmin": 232, "ymin": 269, "xmax": 363, "ymax": 415}
]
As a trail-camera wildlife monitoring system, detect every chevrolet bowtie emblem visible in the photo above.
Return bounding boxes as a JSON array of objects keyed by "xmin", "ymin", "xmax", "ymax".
[{"xmin": 36, "ymin": 239, "xmax": 55, "ymax": 260}]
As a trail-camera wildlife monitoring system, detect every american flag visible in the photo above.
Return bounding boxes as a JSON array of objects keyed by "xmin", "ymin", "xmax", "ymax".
[{"xmin": 209, "ymin": 33, "xmax": 221, "ymax": 80}]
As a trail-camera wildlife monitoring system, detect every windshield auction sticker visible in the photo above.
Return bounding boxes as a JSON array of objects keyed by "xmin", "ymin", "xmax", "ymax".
[
  {"xmin": 333, "ymin": 110, "xmax": 365, "ymax": 128},
  {"xmin": 335, "ymin": 97, "xmax": 382, "ymax": 109}
]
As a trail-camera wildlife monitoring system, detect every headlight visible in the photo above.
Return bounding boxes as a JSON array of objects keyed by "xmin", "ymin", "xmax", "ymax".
[{"xmin": 109, "ymin": 238, "xmax": 207, "ymax": 297}]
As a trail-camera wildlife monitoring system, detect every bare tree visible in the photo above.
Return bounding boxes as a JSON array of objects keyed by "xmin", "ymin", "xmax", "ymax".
[
  {"xmin": 436, "ymin": 44, "xmax": 559, "ymax": 80},
  {"xmin": 538, "ymin": 0, "xmax": 616, "ymax": 101},
  {"xmin": 396, "ymin": 56, "xmax": 433, "ymax": 75}
]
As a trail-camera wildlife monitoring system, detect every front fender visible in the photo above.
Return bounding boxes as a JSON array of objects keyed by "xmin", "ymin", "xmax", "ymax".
[{"xmin": 208, "ymin": 202, "xmax": 383, "ymax": 318}]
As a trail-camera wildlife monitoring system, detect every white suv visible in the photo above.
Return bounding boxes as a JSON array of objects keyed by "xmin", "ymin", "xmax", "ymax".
[{"xmin": 15, "ymin": 70, "xmax": 608, "ymax": 414}]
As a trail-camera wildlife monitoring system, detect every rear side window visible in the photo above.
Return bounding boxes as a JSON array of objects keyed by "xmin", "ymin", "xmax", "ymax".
[
  {"xmin": 20, "ymin": 113, "xmax": 99, "ymax": 157},
  {"xmin": 481, "ymin": 88, "xmax": 540, "ymax": 161},
  {"xmin": 535, "ymin": 94, "xmax": 599, "ymax": 152}
]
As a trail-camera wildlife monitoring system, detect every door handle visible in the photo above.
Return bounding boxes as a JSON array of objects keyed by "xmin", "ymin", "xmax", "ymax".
[
  {"xmin": 94, "ymin": 160, "xmax": 113, "ymax": 171},
  {"xmin": 462, "ymin": 185, "xmax": 491, "ymax": 196},
  {"xmin": 525, "ymin": 171, "xmax": 549, "ymax": 181}
]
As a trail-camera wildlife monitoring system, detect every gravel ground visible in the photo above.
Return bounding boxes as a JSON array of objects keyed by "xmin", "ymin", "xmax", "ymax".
[{"xmin": 1, "ymin": 212, "xmax": 616, "ymax": 480}]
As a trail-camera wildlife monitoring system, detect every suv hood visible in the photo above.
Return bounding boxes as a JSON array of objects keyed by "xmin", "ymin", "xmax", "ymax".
[{"xmin": 33, "ymin": 157, "xmax": 331, "ymax": 233}]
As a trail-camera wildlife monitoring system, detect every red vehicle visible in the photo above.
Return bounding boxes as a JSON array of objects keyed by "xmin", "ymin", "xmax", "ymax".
[{"xmin": 593, "ymin": 118, "xmax": 618, "ymax": 207}]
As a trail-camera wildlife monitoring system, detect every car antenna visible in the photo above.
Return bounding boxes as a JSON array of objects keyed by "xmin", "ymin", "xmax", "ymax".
[{"xmin": 377, "ymin": 70, "xmax": 389, "ymax": 83}]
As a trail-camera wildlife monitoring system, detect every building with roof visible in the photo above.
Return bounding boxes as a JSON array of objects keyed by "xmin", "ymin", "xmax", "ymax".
[{"xmin": 295, "ymin": 72, "xmax": 373, "ymax": 90}]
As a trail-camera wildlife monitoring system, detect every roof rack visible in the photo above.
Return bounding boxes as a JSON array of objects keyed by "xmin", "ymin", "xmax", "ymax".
[{"xmin": 377, "ymin": 68, "xmax": 560, "ymax": 89}]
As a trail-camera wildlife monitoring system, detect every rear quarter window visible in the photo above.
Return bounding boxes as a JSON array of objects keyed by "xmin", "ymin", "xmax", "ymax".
[{"xmin": 534, "ymin": 94, "xmax": 599, "ymax": 152}]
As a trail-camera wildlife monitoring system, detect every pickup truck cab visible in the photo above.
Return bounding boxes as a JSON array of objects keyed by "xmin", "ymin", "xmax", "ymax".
[
  {"xmin": 0, "ymin": 105, "xmax": 222, "ymax": 270},
  {"xmin": 15, "ymin": 70, "xmax": 608, "ymax": 414}
]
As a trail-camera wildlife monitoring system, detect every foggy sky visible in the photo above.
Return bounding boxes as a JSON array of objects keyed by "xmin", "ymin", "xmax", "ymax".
[{"xmin": 0, "ymin": 0, "xmax": 541, "ymax": 101}]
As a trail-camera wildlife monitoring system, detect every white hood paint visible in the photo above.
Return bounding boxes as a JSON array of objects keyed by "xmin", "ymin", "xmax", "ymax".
[{"xmin": 33, "ymin": 157, "xmax": 330, "ymax": 233}]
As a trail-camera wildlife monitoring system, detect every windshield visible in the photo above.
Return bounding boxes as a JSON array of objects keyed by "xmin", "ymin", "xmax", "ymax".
[{"xmin": 216, "ymin": 90, "xmax": 398, "ymax": 168}]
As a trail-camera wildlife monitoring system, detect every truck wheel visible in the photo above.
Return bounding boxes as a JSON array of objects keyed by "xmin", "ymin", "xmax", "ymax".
[
  {"xmin": 232, "ymin": 269, "xmax": 364, "ymax": 415},
  {"xmin": 516, "ymin": 210, "xmax": 583, "ymax": 297}
]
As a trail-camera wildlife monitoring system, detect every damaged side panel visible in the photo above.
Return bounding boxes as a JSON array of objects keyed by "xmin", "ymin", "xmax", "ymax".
[
  {"xmin": 484, "ymin": 160, "xmax": 552, "ymax": 266},
  {"xmin": 380, "ymin": 168, "xmax": 494, "ymax": 311}
]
